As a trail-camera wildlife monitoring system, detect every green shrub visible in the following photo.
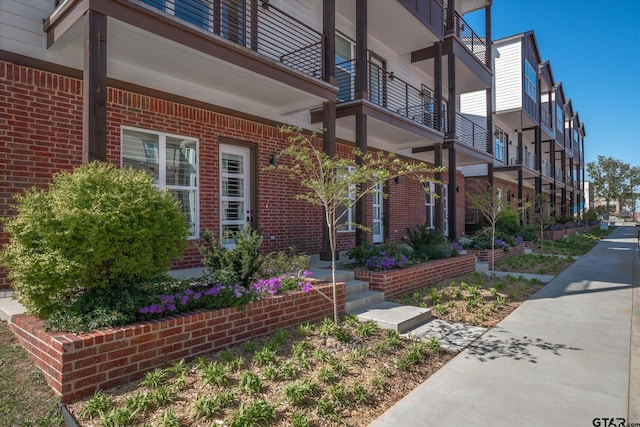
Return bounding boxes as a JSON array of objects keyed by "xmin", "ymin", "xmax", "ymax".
[
  {"xmin": 346, "ymin": 241, "xmax": 410, "ymax": 265},
  {"xmin": 518, "ymin": 224, "xmax": 539, "ymax": 242},
  {"xmin": 496, "ymin": 208, "xmax": 520, "ymax": 235},
  {"xmin": 403, "ymin": 224, "xmax": 450, "ymax": 261},
  {"xmin": 200, "ymin": 226, "xmax": 263, "ymax": 286},
  {"xmin": 583, "ymin": 208, "xmax": 598, "ymax": 222},
  {"xmin": 257, "ymin": 247, "xmax": 310, "ymax": 279},
  {"xmin": 0, "ymin": 162, "xmax": 188, "ymax": 318}
]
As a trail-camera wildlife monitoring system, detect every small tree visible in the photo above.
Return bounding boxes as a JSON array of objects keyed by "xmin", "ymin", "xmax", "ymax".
[
  {"xmin": 271, "ymin": 127, "xmax": 443, "ymax": 322},
  {"xmin": 466, "ymin": 180, "xmax": 503, "ymax": 276},
  {"xmin": 530, "ymin": 191, "xmax": 555, "ymax": 254}
]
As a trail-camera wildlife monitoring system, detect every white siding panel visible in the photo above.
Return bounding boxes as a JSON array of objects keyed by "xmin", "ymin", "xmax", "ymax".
[
  {"xmin": 460, "ymin": 90, "xmax": 486, "ymax": 127},
  {"xmin": 494, "ymin": 40, "xmax": 522, "ymax": 112},
  {"xmin": 271, "ymin": 0, "xmax": 322, "ymax": 33},
  {"xmin": 0, "ymin": 0, "xmax": 56, "ymax": 59}
]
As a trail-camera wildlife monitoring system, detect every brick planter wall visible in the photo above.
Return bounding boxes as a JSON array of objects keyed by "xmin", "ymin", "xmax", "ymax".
[
  {"xmin": 9, "ymin": 282, "xmax": 344, "ymax": 403},
  {"xmin": 354, "ymin": 255, "xmax": 476, "ymax": 298},
  {"xmin": 467, "ymin": 243, "xmax": 525, "ymax": 263}
]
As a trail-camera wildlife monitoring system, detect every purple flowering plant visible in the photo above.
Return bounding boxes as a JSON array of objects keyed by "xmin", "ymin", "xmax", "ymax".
[
  {"xmin": 251, "ymin": 270, "xmax": 314, "ymax": 298},
  {"xmin": 138, "ymin": 280, "xmax": 255, "ymax": 317},
  {"xmin": 364, "ymin": 251, "xmax": 409, "ymax": 271}
]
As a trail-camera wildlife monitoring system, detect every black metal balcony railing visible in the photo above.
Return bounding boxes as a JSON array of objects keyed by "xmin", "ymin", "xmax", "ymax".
[
  {"xmin": 541, "ymin": 105, "xmax": 552, "ymax": 129},
  {"xmin": 136, "ymin": 0, "xmax": 323, "ymax": 79},
  {"xmin": 508, "ymin": 146, "xmax": 536, "ymax": 169},
  {"xmin": 444, "ymin": 6, "xmax": 487, "ymax": 65},
  {"xmin": 542, "ymin": 159, "xmax": 552, "ymax": 178},
  {"xmin": 456, "ymin": 113, "xmax": 490, "ymax": 154},
  {"xmin": 336, "ymin": 60, "xmax": 439, "ymax": 131}
]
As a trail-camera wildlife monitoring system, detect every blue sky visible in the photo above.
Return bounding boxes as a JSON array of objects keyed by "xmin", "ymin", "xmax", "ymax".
[{"xmin": 466, "ymin": 0, "xmax": 640, "ymax": 178}]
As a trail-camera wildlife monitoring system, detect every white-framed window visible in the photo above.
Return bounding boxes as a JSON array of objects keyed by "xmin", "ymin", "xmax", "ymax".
[
  {"xmin": 122, "ymin": 127, "xmax": 199, "ymax": 238},
  {"xmin": 337, "ymin": 166, "xmax": 355, "ymax": 232},
  {"xmin": 524, "ymin": 59, "xmax": 537, "ymax": 101},
  {"xmin": 425, "ymin": 182, "xmax": 435, "ymax": 228},
  {"xmin": 496, "ymin": 188, "xmax": 504, "ymax": 212}
]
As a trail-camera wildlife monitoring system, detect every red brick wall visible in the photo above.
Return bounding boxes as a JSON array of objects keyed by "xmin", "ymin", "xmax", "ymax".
[
  {"xmin": 467, "ymin": 243, "xmax": 525, "ymax": 263},
  {"xmin": 0, "ymin": 61, "xmax": 448, "ymax": 288},
  {"xmin": 0, "ymin": 62, "xmax": 84, "ymax": 289},
  {"xmin": 354, "ymin": 255, "xmax": 476, "ymax": 298},
  {"xmin": 10, "ymin": 281, "xmax": 344, "ymax": 403}
]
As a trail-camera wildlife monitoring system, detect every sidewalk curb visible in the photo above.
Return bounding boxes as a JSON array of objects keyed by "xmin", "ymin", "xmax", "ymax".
[{"xmin": 629, "ymin": 242, "xmax": 640, "ymax": 423}]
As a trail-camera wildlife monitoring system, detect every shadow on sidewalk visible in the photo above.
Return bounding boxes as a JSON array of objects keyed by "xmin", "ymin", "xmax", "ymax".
[{"xmin": 464, "ymin": 327, "xmax": 582, "ymax": 363}]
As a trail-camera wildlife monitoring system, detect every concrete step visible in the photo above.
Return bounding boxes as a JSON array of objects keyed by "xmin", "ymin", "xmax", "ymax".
[
  {"xmin": 351, "ymin": 301, "xmax": 432, "ymax": 333},
  {"xmin": 309, "ymin": 268, "xmax": 355, "ymax": 284},
  {"xmin": 345, "ymin": 279, "xmax": 369, "ymax": 296},
  {"xmin": 345, "ymin": 290, "xmax": 385, "ymax": 314},
  {"xmin": 0, "ymin": 291, "xmax": 25, "ymax": 322}
]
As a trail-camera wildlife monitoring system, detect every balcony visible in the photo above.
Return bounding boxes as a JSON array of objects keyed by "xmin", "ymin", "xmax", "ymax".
[
  {"xmin": 45, "ymin": 0, "xmax": 333, "ymax": 122},
  {"xmin": 336, "ymin": 60, "xmax": 439, "ymax": 131},
  {"xmin": 555, "ymin": 168, "xmax": 565, "ymax": 183},
  {"xmin": 542, "ymin": 159, "xmax": 552, "ymax": 178},
  {"xmin": 566, "ymin": 173, "xmax": 573, "ymax": 187},
  {"xmin": 134, "ymin": 0, "xmax": 324, "ymax": 79},
  {"xmin": 508, "ymin": 146, "xmax": 536, "ymax": 170},
  {"xmin": 455, "ymin": 113, "xmax": 490, "ymax": 154},
  {"xmin": 541, "ymin": 105, "xmax": 553, "ymax": 131},
  {"xmin": 444, "ymin": 6, "xmax": 487, "ymax": 66}
]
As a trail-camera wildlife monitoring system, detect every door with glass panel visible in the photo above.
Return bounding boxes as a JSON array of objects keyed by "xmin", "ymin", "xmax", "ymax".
[
  {"xmin": 336, "ymin": 34, "xmax": 355, "ymax": 102},
  {"xmin": 372, "ymin": 182, "xmax": 384, "ymax": 243},
  {"xmin": 220, "ymin": 145, "xmax": 251, "ymax": 247},
  {"xmin": 369, "ymin": 53, "xmax": 386, "ymax": 107}
]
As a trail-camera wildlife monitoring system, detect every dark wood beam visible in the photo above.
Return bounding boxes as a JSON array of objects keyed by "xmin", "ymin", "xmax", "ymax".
[
  {"xmin": 448, "ymin": 148, "xmax": 457, "ymax": 238},
  {"xmin": 411, "ymin": 45, "xmax": 437, "ymax": 63},
  {"xmin": 83, "ymin": 10, "xmax": 107, "ymax": 163},
  {"xmin": 355, "ymin": 113, "xmax": 367, "ymax": 246},
  {"xmin": 323, "ymin": 0, "xmax": 336, "ymax": 85},
  {"xmin": 355, "ymin": 0, "xmax": 367, "ymax": 99},
  {"xmin": 434, "ymin": 143, "xmax": 443, "ymax": 233}
]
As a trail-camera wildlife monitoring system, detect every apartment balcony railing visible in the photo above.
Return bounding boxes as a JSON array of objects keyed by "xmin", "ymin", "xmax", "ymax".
[
  {"xmin": 555, "ymin": 168, "xmax": 565, "ymax": 183},
  {"xmin": 542, "ymin": 159, "xmax": 552, "ymax": 178},
  {"xmin": 508, "ymin": 146, "xmax": 536, "ymax": 169},
  {"xmin": 541, "ymin": 105, "xmax": 552, "ymax": 129},
  {"xmin": 456, "ymin": 113, "xmax": 490, "ymax": 154},
  {"xmin": 336, "ymin": 60, "xmax": 439, "ymax": 131},
  {"xmin": 444, "ymin": 5, "xmax": 487, "ymax": 65},
  {"xmin": 566, "ymin": 174, "xmax": 573, "ymax": 187},
  {"xmin": 136, "ymin": 0, "xmax": 323, "ymax": 79}
]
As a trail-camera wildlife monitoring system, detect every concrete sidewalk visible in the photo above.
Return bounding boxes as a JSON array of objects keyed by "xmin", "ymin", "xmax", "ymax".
[{"xmin": 372, "ymin": 225, "xmax": 639, "ymax": 426}]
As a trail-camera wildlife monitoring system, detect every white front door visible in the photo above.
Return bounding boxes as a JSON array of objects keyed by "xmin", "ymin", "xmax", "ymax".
[
  {"xmin": 372, "ymin": 183, "xmax": 384, "ymax": 243},
  {"xmin": 220, "ymin": 144, "xmax": 251, "ymax": 247}
]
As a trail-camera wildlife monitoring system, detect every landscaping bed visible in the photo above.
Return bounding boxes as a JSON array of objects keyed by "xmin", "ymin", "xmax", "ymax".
[
  {"xmin": 65, "ymin": 317, "xmax": 453, "ymax": 426},
  {"xmin": 493, "ymin": 253, "xmax": 575, "ymax": 275},
  {"xmin": 392, "ymin": 271, "xmax": 546, "ymax": 328},
  {"xmin": 354, "ymin": 255, "xmax": 476, "ymax": 298},
  {"xmin": 10, "ymin": 282, "xmax": 344, "ymax": 404}
]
